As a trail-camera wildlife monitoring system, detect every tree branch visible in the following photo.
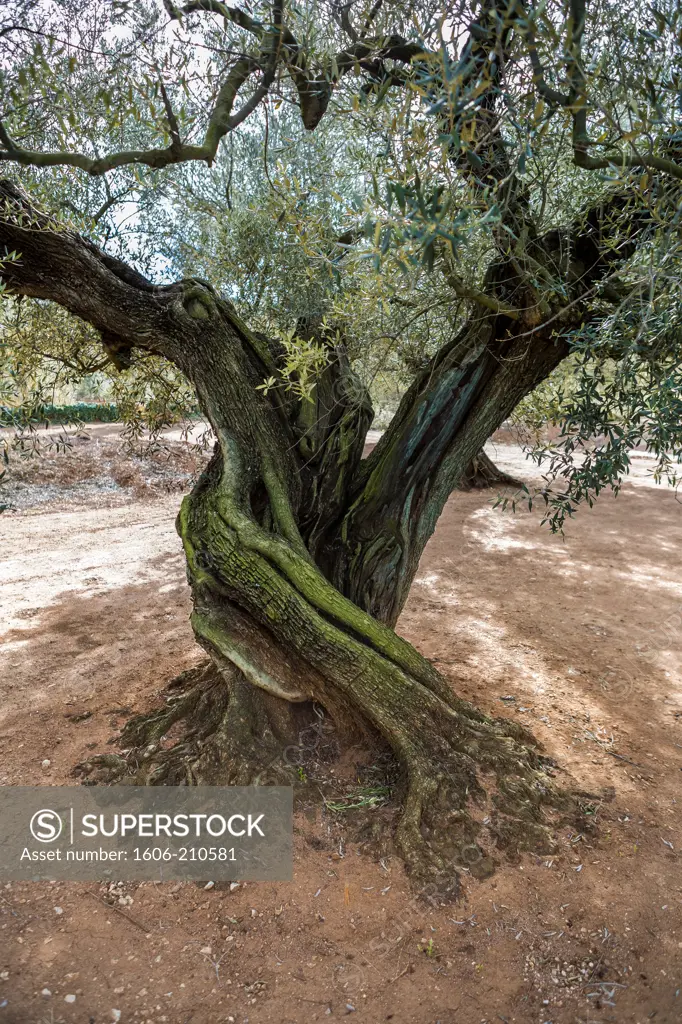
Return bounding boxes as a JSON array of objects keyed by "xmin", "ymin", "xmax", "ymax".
[
  {"xmin": 0, "ymin": 0, "xmax": 433, "ymax": 169},
  {"xmin": 339, "ymin": 183, "xmax": 654, "ymax": 597},
  {"xmin": 333, "ymin": 35, "xmax": 428, "ymax": 77},
  {"xmin": 157, "ymin": 75, "xmax": 183, "ymax": 152},
  {"xmin": 331, "ymin": 2, "xmax": 358, "ymax": 43},
  {"xmin": 441, "ymin": 266, "xmax": 523, "ymax": 320},
  {"xmin": 23, "ymin": 346, "xmax": 111, "ymax": 375},
  {"xmin": 164, "ymin": 0, "xmax": 263, "ymax": 37},
  {"xmin": 0, "ymin": 179, "xmax": 169, "ymax": 350},
  {"xmin": 572, "ymin": 148, "xmax": 682, "ymax": 180},
  {"xmin": 562, "ymin": 0, "xmax": 682, "ymax": 181},
  {"xmin": 360, "ymin": 1, "xmax": 383, "ymax": 40},
  {"xmin": 515, "ymin": 1, "xmax": 570, "ymax": 107},
  {"xmin": 0, "ymin": 3, "xmax": 284, "ymax": 175}
]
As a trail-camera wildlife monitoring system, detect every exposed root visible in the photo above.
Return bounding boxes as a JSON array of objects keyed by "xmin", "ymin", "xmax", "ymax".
[
  {"xmin": 389, "ymin": 699, "xmax": 585, "ymax": 896},
  {"xmin": 75, "ymin": 661, "xmax": 334, "ymax": 787},
  {"xmin": 75, "ymin": 664, "xmax": 592, "ymax": 897}
]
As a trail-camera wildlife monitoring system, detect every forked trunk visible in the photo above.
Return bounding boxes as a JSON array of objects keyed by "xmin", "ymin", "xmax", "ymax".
[
  {"xmin": 105, "ymin": 288, "xmax": 573, "ymax": 887},
  {"xmin": 0, "ymin": 179, "xmax": 611, "ymax": 886}
]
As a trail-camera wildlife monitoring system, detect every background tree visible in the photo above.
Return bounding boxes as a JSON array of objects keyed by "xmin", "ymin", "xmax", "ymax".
[{"xmin": 1, "ymin": 0, "xmax": 681, "ymax": 886}]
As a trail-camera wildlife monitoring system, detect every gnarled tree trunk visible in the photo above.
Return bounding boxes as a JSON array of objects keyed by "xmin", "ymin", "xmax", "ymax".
[{"xmin": 1, "ymin": 178, "xmax": 634, "ymax": 886}]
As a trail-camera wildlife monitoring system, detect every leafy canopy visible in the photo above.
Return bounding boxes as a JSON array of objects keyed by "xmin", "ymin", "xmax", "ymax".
[{"xmin": 1, "ymin": 0, "xmax": 681, "ymax": 525}]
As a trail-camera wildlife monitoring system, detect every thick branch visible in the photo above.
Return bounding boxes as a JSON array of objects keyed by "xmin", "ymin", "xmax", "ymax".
[
  {"xmin": 441, "ymin": 264, "xmax": 523, "ymax": 320},
  {"xmin": 0, "ymin": 4, "xmax": 284, "ymax": 175},
  {"xmin": 0, "ymin": 120, "xmax": 218, "ymax": 176},
  {"xmin": 0, "ymin": 178, "xmax": 310, "ymax": 521},
  {"xmin": 0, "ymin": 179, "xmax": 167, "ymax": 345},
  {"xmin": 573, "ymin": 149, "xmax": 682, "ymax": 180},
  {"xmin": 317, "ymin": 185, "xmax": 654, "ymax": 623}
]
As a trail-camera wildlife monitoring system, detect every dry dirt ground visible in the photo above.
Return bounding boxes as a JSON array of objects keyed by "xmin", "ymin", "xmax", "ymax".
[{"xmin": 0, "ymin": 430, "xmax": 681, "ymax": 1024}]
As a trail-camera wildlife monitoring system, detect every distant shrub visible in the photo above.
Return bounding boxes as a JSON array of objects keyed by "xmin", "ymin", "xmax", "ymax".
[{"xmin": 0, "ymin": 403, "xmax": 121, "ymax": 427}]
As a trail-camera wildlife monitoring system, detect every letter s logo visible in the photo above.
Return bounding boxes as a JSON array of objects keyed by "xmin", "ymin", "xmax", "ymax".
[{"xmin": 30, "ymin": 809, "xmax": 63, "ymax": 843}]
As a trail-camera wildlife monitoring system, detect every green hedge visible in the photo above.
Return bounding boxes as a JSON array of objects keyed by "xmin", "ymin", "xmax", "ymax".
[{"xmin": 0, "ymin": 403, "xmax": 121, "ymax": 427}]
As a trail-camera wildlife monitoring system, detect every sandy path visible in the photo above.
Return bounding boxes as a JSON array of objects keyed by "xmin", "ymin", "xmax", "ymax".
[{"xmin": 0, "ymin": 499, "xmax": 184, "ymax": 633}]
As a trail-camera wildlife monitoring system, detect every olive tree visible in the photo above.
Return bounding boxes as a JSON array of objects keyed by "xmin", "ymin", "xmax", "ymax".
[{"xmin": 1, "ymin": 0, "xmax": 680, "ymax": 884}]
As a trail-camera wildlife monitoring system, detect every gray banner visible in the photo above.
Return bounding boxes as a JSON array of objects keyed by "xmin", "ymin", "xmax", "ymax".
[{"xmin": 0, "ymin": 786, "xmax": 292, "ymax": 881}]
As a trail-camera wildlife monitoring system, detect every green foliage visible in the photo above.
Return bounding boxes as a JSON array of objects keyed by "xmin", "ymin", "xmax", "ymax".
[
  {"xmin": 0, "ymin": 296, "xmax": 200, "ymax": 450},
  {"xmin": 525, "ymin": 292, "xmax": 682, "ymax": 531},
  {"xmin": 0, "ymin": 402, "xmax": 121, "ymax": 427},
  {"xmin": 1, "ymin": 0, "xmax": 681, "ymax": 526}
]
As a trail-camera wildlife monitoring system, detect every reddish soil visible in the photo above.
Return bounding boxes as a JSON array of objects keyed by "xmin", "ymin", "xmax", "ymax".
[{"xmin": 0, "ymin": 435, "xmax": 681, "ymax": 1024}]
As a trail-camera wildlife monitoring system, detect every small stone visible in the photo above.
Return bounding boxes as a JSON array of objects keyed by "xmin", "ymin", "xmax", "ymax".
[
  {"xmin": 53, "ymin": 907, "xmax": 63, "ymax": 915},
  {"xmin": 204, "ymin": 881, "xmax": 215, "ymax": 890},
  {"xmin": 229, "ymin": 882, "xmax": 240, "ymax": 892},
  {"xmin": 41, "ymin": 759, "xmax": 51, "ymax": 770},
  {"xmin": 41, "ymin": 989, "xmax": 51, "ymax": 998},
  {"xmin": 0, "ymin": 973, "xmax": 8, "ymax": 981},
  {"xmin": 64, "ymin": 994, "xmax": 76, "ymax": 1004},
  {"xmin": 111, "ymin": 1010, "xmax": 122, "ymax": 1022},
  {"xmin": 114, "ymin": 986, "xmax": 125, "ymax": 995},
  {"xmin": 200, "ymin": 946, "xmax": 212, "ymax": 956}
]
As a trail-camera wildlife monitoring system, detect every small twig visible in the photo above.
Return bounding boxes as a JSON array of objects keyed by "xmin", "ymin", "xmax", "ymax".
[
  {"xmin": 84, "ymin": 890, "xmax": 150, "ymax": 933},
  {"xmin": 201, "ymin": 949, "xmax": 226, "ymax": 986},
  {"xmin": 582, "ymin": 980, "xmax": 627, "ymax": 989},
  {"xmin": 0, "ymin": 893, "xmax": 22, "ymax": 918},
  {"xmin": 607, "ymin": 751, "xmax": 649, "ymax": 771},
  {"xmin": 391, "ymin": 962, "xmax": 412, "ymax": 982}
]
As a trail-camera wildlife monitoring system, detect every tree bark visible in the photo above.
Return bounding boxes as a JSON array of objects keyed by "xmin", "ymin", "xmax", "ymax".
[
  {"xmin": 0, "ymin": 178, "xmax": 634, "ymax": 885},
  {"xmin": 313, "ymin": 315, "xmax": 567, "ymax": 624}
]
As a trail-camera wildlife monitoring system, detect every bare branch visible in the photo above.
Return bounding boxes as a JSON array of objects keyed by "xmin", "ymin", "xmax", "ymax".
[
  {"xmin": 360, "ymin": 1, "xmax": 383, "ymax": 40},
  {"xmin": 515, "ymin": 2, "xmax": 570, "ymax": 108},
  {"xmin": 333, "ymin": 35, "xmax": 428, "ymax": 77},
  {"xmin": 0, "ymin": 179, "xmax": 165, "ymax": 349},
  {"xmin": 293, "ymin": 33, "xmax": 429, "ymax": 129},
  {"xmin": 157, "ymin": 75, "xmax": 183, "ymax": 152},
  {"xmin": 331, "ymin": 2, "xmax": 358, "ymax": 43},
  {"xmin": 0, "ymin": 2, "xmax": 284, "ymax": 175},
  {"xmin": 573, "ymin": 149, "xmax": 682, "ymax": 180},
  {"xmin": 164, "ymin": 0, "xmax": 263, "ymax": 37}
]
